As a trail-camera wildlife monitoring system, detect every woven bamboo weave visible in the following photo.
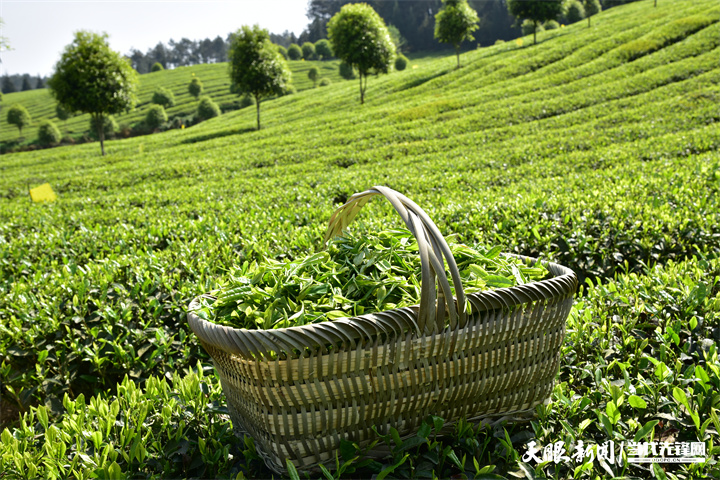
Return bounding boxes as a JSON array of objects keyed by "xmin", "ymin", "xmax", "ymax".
[{"xmin": 188, "ymin": 187, "xmax": 577, "ymax": 473}]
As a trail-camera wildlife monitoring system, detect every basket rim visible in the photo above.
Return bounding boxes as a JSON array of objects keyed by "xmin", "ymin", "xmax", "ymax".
[{"xmin": 187, "ymin": 254, "xmax": 577, "ymax": 358}]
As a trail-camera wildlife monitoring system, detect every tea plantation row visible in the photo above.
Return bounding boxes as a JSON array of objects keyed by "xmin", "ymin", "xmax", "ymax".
[{"xmin": 1, "ymin": 0, "xmax": 719, "ymax": 477}]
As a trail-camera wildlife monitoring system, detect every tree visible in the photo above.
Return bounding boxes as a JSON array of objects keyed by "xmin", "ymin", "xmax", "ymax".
[
  {"xmin": 151, "ymin": 62, "xmax": 164, "ymax": 72},
  {"xmin": 228, "ymin": 25, "xmax": 291, "ymax": 130},
  {"xmin": 507, "ymin": 0, "xmax": 563, "ymax": 44},
  {"xmin": 315, "ymin": 39, "xmax": 333, "ymax": 59},
  {"xmin": 2, "ymin": 75, "xmax": 16, "ymax": 94},
  {"xmin": 582, "ymin": 0, "xmax": 602, "ymax": 26},
  {"xmin": 395, "ymin": 54, "xmax": 408, "ymax": 71},
  {"xmin": 188, "ymin": 76, "xmax": 203, "ymax": 99},
  {"xmin": 434, "ymin": 0, "xmax": 480, "ymax": 68},
  {"xmin": 21, "ymin": 75, "xmax": 33, "ymax": 91},
  {"xmin": 287, "ymin": 43, "xmax": 302, "ymax": 60},
  {"xmin": 328, "ymin": 3, "xmax": 395, "ymax": 104},
  {"xmin": 387, "ymin": 25, "xmax": 408, "ymax": 53},
  {"xmin": 89, "ymin": 115, "xmax": 117, "ymax": 141},
  {"xmin": 301, "ymin": 42, "xmax": 316, "ymax": 60},
  {"xmin": 196, "ymin": 96, "xmax": 220, "ymax": 121},
  {"xmin": 152, "ymin": 87, "xmax": 175, "ymax": 108},
  {"xmin": 277, "ymin": 45, "xmax": 288, "ymax": 59},
  {"xmin": 308, "ymin": 67, "xmax": 320, "ymax": 87},
  {"xmin": 146, "ymin": 105, "xmax": 167, "ymax": 130},
  {"xmin": 7, "ymin": 104, "xmax": 31, "ymax": 138},
  {"xmin": 37, "ymin": 120, "xmax": 62, "ymax": 146},
  {"xmin": 48, "ymin": 31, "xmax": 138, "ymax": 155},
  {"xmin": 564, "ymin": 0, "xmax": 586, "ymax": 24},
  {"xmin": 339, "ymin": 61, "xmax": 356, "ymax": 80}
]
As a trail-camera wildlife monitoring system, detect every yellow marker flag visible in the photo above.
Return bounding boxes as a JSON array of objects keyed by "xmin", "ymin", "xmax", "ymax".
[{"xmin": 29, "ymin": 183, "xmax": 57, "ymax": 203}]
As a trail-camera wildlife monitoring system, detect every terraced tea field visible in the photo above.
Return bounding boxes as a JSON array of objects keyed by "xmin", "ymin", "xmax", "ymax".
[{"xmin": 1, "ymin": 0, "xmax": 719, "ymax": 478}]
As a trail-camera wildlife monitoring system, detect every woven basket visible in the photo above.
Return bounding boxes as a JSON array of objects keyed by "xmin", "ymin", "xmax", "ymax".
[{"xmin": 187, "ymin": 186, "xmax": 577, "ymax": 473}]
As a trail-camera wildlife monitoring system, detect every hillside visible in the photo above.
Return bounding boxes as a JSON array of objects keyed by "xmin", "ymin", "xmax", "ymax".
[
  {"xmin": 0, "ymin": 58, "xmax": 350, "ymax": 144},
  {"xmin": 1, "ymin": 0, "xmax": 719, "ymax": 478}
]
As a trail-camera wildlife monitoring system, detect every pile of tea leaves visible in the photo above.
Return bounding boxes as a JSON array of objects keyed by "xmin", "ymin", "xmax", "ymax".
[{"xmin": 194, "ymin": 229, "xmax": 548, "ymax": 330}]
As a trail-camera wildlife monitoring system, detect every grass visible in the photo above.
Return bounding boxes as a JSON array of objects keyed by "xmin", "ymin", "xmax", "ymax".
[{"xmin": 0, "ymin": 0, "xmax": 719, "ymax": 478}]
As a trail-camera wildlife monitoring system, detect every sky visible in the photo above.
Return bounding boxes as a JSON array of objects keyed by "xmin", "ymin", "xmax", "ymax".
[{"xmin": 0, "ymin": 0, "xmax": 309, "ymax": 77}]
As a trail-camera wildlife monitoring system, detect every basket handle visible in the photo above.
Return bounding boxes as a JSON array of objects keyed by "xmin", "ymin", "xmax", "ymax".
[{"xmin": 324, "ymin": 186, "xmax": 467, "ymax": 334}]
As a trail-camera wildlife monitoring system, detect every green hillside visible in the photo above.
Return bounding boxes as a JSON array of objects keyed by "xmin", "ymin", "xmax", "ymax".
[
  {"xmin": 0, "ymin": 58, "xmax": 349, "ymax": 144},
  {"xmin": 1, "ymin": 1, "xmax": 720, "ymax": 478}
]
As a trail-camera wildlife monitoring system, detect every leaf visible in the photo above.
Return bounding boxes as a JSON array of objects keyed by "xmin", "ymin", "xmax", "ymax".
[
  {"xmin": 672, "ymin": 387, "xmax": 690, "ymax": 410},
  {"xmin": 517, "ymin": 461, "xmax": 537, "ymax": 480},
  {"xmin": 376, "ymin": 453, "xmax": 409, "ymax": 480},
  {"xmin": 634, "ymin": 420, "xmax": 659, "ymax": 442},
  {"xmin": 628, "ymin": 395, "xmax": 647, "ymax": 409},
  {"xmin": 286, "ymin": 459, "xmax": 301, "ymax": 480}
]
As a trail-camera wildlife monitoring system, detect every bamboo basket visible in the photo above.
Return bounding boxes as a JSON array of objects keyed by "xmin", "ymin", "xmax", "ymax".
[{"xmin": 187, "ymin": 186, "xmax": 577, "ymax": 473}]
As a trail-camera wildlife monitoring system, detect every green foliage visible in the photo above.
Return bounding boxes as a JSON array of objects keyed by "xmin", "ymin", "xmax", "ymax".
[
  {"xmin": 151, "ymin": 62, "xmax": 164, "ymax": 72},
  {"xmin": 47, "ymin": 31, "xmax": 138, "ymax": 154},
  {"xmin": 228, "ymin": 25, "xmax": 291, "ymax": 130},
  {"xmin": 522, "ymin": 18, "xmax": 545, "ymax": 36},
  {"xmin": 544, "ymin": 19, "xmax": 560, "ymax": 30},
  {"xmin": 564, "ymin": 0, "xmax": 586, "ymax": 24},
  {"xmin": 328, "ymin": 3, "xmax": 395, "ymax": 104},
  {"xmin": 308, "ymin": 66, "xmax": 320, "ymax": 87},
  {"xmin": 583, "ymin": 0, "xmax": 602, "ymax": 26},
  {"xmin": 1, "ymin": 2, "xmax": 720, "ymax": 478},
  {"xmin": 151, "ymin": 87, "xmax": 175, "ymax": 109},
  {"xmin": 145, "ymin": 104, "xmax": 168, "ymax": 130},
  {"xmin": 276, "ymin": 44, "xmax": 288, "ymax": 59},
  {"xmin": 387, "ymin": 24, "xmax": 407, "ymax": 53},
  {"xmin": 319, "ymin": 78, "xmax": 331, "ymax": 87},
  {"xmin": 434, "ymin": 0, "xmax": 480, "ymax": 68},
  {"xmin": 89, "ymin": 114, "xmax": 117, "ymax": 140},
  {"xmin": 199, "ymin": 230, "xmax": 548, "ymax": 330},
  {"xmin": 37, "ymin": 119, "xmax": 61, "ymax": 145},
  {"xmin": 395, "ymin": 54, "xmax": 408, "ymax": 71},
  {"xmin": 508, "ymin": 0, "xmax": 563, "ymax": 43},
  {"xmin": 55, "ymin": 103, "xmax": 71, "ymax": 122},
  {"xmin": 196, "ymin": 96, "xmax": 220, "ymax": 121},
  {"xmin": 188, "ymin": 76, "xmax": 203, "ymax": 99},
  {"xmin": 287, "ymin": 43, "xmax": 302, "ymax": 60},
  {"xmin": 6, "ymin": 104, "xmax": 31, "ymax": 137},
  {"xmin": 301, "ymin": 41, "xmax": 316, "ymax": 60},
  {"xmin": 339, "ymin": 61, "xmax": 356, "ymax": 80},
  {"xmin": 315, "ymin": 39, "xmax": 333, "ymax": 59}
]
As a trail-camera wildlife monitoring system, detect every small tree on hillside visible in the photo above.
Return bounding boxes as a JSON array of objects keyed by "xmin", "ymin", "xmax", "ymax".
[
  {"xmin": 339, "ymin": 61, "xmax": 356, "ymax": 80},
  {"xmin": 276, "ymin": 45, "xmax": 288, "ymax": 59},
  {"xmin": 7, "ymin": 104, "xmax": 31, "ymax": 138},
  {"xmin": 564, "ymin": 0, "xmax": 586, "ymax": 24},
  {"xmin": 188, "ymin": 76, "xmax": 203, "ymax": 99},
  {"xmin": 196, "ymin": 96, "xmax": 220, "ymax": 121},
  {"xmin": 55, "ymin": 103, "xmax": 73, "ymax": 129},
  {"xmin": 37, "ymin": 120, "xmax": 62, "ymax": 146},
  {"xmin": 308, "ymin": 67, "xmax": 320, "ymax": 87},
  {"xmin": 301, "ymin": 42, "xmax": 316, "ymax": 60},
  {"xmin": 328, "ymin": 3, "xmax": 395, "ymax": 105},
  {"xmin": 48, "ymin": 31, "xmax": 138, "ymax": 155},
  {"xmin": 228, "ymin": 25, "xmax": 291, "ymax": 130},
  {"xmin": 21, "ymin": 75, "xmax": 33, "ymax": 91},
  {"xmin": 434, "ymin": 0, "xmax": 480, "ymax": 69},
  {"xmin": 152, "ymin": 87, "xmax": 175, "ymax": 108},
  {"xmin": 287, "ymin": 43, "xmax": 302, "ymax": 60},
  {"xmin": 507, "ymin": 0, "xmax": 563, "ymax": 44},
  {"xmin": 146, "ymin": 104, "xmax": 168, "ymax": 130},
  {"xmin": 315, "ymin": 39, "xmax": 333, "ymax": 59},
  {"xmin": 582, "ymin": 0, "xmax": 602, "ymax": 26},
  {"xmin": 395, "ymin": 54, "xmax": 408, "ymax": 71},
  {"xmin": 151, "ymin": 62, "xmax": 164, "ymax": 72}
]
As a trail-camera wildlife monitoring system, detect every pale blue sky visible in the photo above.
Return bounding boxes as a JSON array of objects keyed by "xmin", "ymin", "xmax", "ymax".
[{"xmin": 0, "ymin": 0, "xmax": 309, "ymax": 76}]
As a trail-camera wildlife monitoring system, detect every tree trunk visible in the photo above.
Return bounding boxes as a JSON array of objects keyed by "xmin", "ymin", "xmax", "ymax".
[
  {"xmin": 94, "ymin": 114, "xmax": 106, "ymax": 156},
  {"xmin": 255, "ymin": 94, "xmax": 261, "ymax": 130},
  {"xmin": 456, "ymin": 46, "xmax": 460, "ymax": 69},
  {"xmin": 588, "ymin": 16, "xmax": 591, "ymax": 28},
  {"xmin": 533, "ymin": 21, "xmax": 538, "ymax": 45},
  {"xmin": 359, "ymin": 74, "xmax": 364, "ymax": 105}
]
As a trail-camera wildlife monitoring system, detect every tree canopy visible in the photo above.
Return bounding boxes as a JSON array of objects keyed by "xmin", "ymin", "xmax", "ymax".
[
  {"xmin": 228, "ymin": 25, "xmax": 291, "ymax": 130},
  {"xmin": 7, "ymin": 104, "xmax": 31, "ymax": 138},
  {"xmin": 434, "ymin": 0, "xmax": 480, "ymax": 68},
  {"xmin": 48, "ymin": 31, "xmax": 138, "ymax": 155},
  {"xmin": 507, "ymin": 0, "xmax": 563, "ymax": 44},
  {"xmin": 328, "ymin": 3, "xmax": 395, "ymax": 104}
]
